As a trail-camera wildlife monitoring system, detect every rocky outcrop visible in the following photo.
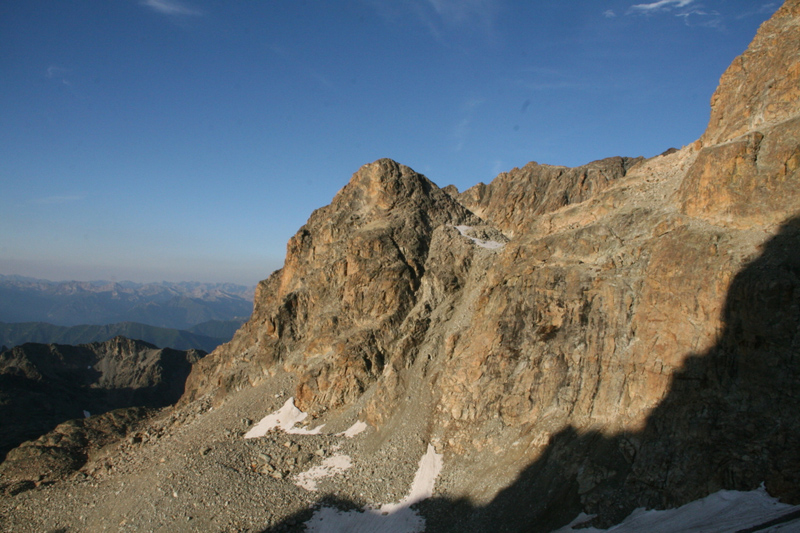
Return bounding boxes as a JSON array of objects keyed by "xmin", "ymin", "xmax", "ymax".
[
  {"xmin": 0, "ymin": 336, "xmax": 204, "ymax": 460},
  {"xmin": 0, "ymin": 407, "xmax": 148, "ymax": 495},
  {"xmin": 457, "ymin": 156, "xmax": 643, "ymax": 236},
  {"xmin": 183, "ymin": 159, "xmax": 482, "ymax": 413},
  {"xmin": 701, "ymin": 0, "xmax": 800, "ymax": 146},
  {"xmin": 681, "ymin": 0, "xmax": 800, "ymax": 230}
]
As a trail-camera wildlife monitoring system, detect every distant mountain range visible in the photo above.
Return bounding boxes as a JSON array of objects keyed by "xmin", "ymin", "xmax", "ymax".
[
  {"xmin": 0, "ymin": 276, "xmax": 255, "ymax": 330},
  {"xmin": 0, "ymin": 319, "xmax": 245, "ymax": 353}
]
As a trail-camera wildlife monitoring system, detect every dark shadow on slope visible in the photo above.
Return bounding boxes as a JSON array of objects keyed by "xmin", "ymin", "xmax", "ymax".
[
  {"xmin": 0, "ymin": 341, "xmax": 203, "ymax": 461},
  {"xmin": 262, "ymin": 215, "xmax": 800, "ymax": 532}
]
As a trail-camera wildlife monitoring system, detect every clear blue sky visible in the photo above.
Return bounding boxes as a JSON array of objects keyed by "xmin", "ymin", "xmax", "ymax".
[{"xmin": 0, "ymin": 0, "xmax": 780, "ymax": 285}]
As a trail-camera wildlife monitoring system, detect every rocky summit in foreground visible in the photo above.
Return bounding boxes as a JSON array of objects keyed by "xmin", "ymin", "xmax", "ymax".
[{"xmin": 2, "ymin": 1, "xmax": 800, "ymax": 531}]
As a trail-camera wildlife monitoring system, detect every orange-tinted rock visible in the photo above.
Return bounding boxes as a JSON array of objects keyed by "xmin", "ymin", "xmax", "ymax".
[{"xmin": 180, "ymin": 1, "xmax": 800, "ymax": 525}]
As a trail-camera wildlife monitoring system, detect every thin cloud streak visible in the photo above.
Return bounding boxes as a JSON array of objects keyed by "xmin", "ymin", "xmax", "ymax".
[
  {"xmin": 426, "ymin": 0, "xmax": 495, "ymax": 26},
  {"xmin": 627, "ymin": 0, "xmax": 724, "ymax": 28},
  {"xmin": 140, "ymin": 0, "xmax": 202, "ymax": 17},
  {"xmin": 364, "ymin": 0, "xmax": 497, "ymax": 42},
  {"xmin": 678, "ymin": 7, "xmax": 723, "ymax": 28},
  {"xmin": 736, "ymin": 3, "xmax": 779, "ymax": 19},
  {"xmin": 453, "ymin": 98, "xmax": 484, "ymax": 152},
  {"xmin": 629, "ymin": 0, "xmax": 694, "ymax": 14},
  {"xmin": 45, "ymin": 65, "xmax": 73, "ymax": 87}
]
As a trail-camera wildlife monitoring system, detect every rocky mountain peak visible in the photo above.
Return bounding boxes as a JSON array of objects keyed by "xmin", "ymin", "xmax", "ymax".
[
  {"xmin": 184, "ymin": 158, "xmax": 483, "ymax": 412},
  {"xmin": 702, "ymin": 0, "xmax": 800, "ymax": 146},
  {"xmin": 335, "ymin": 158, "xmax": 436, "ymax": 212},
  {"xmin": 96, "ymin": 335, "xmax": 158, "ymax": 354},
  {"xmin": 680, "ymin": 0, "xmax": 800, "ymax": 229}
]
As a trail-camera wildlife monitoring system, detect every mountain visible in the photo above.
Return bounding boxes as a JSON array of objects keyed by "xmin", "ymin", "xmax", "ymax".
[
  {"xmin": 0, "ymin": 319, "xmax": 246, "ymax": 353},
  {"xmin": 1, "ymin": 1, "xmax": 799, "ymax": 531},
  {"xmin": 0, "ymin": 336, "xmax": 205, "ymax": 462},
  {"xmin": 0, "ymin": 277, "xmax": 254, "ymax": 330}
]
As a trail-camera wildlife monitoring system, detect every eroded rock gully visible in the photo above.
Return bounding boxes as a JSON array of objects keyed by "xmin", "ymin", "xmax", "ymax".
[{"xmin": 2, "ymin": 1, "xmax": 800, "ymax": 531}]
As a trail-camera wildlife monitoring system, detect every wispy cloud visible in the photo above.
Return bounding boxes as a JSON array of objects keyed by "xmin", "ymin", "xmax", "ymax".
[
  {"xmin": 140, "ymin": 0, "xmax": 202, "ymax": 17},
  {"xmin": 604, "ymin": 9, "xmax": 617, "ymax": 18},
  {"xmin": 46, "ymin": 65, "xmax": 72, "ymax": 86},
  {"xmin": 453, "ymin": 98, "xmax": 483, "ymax": 152},
  {"xmin": 33, "ymin": 194, "xmax": 85, "ymax": 205},
  {"xmin": 677, "ymin": 6, "xmax": 722, "ymax": 27},
  {"xmin": 628, "ymin": 0, "xmax": 724, "ymax": 27},
  {"xmin": 268, "ymin": 45, "xmax": 334, "ymax": 91},
  {"xmin": 365, "ymin": 0, "xmax": 497, "ymax": 42},
  {"xmin": 736, "ymin": 3, "xmax": 779, "ymax": 19},
  {"xmin": 629, "ymin": 0, "xmax": 695, "ymax": 14}
]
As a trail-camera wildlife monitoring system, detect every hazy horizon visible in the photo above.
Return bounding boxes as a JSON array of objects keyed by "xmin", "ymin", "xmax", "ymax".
[{"xmin": 0, "ymin": 259, "xmax": 269, "ymax": 287}]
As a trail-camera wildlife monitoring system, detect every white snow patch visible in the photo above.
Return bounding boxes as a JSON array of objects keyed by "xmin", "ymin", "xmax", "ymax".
[
  {"xmin": 294, "ymin": 454, "xmax": 353, "ymax": 492},
  {"xmin": 455, "ymin": 225, "xmax": 505, "ymax": 249},
  {"xmin": 304, "ymin": 444, "xmax": 443, "ymax": 533},
  {"xmin": 244, "ymin": 397, "xmax": 324, "ymax": 439},
  {"xmin": 305, "ymin": 505, "xmax": 425, "ymax": 533},
  {"xmin": 554, "ymin": 485, "xmax": 800, "ymax": 533},
  {"xmin": 338, "ymin": 420, "xmax": 368, "ymax": 438}
]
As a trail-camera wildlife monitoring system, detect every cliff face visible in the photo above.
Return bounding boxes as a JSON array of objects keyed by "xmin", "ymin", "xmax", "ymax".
[
  {"xmin": 181, "ymin": 0, "xmax": 800, "ymax": 526},
  {"xmin": 184, "ymin": 159, "xmax": 482, "ymax": 412}
]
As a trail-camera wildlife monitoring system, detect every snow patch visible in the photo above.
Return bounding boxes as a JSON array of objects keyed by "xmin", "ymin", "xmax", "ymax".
[
  {"xmin": 339, "ymin": 420, "xmax": 368, "ymax": 438},
  {"xmin": 304, "ymin": 444, "xmax": 443, "ymax": 533},
  {"xmin": 244, "ymin": 397, "xmax": 324, "ymax": 439},
  {"xmin": 294, "ymin": 454, "xmax": 353, "ymax": 492},
  {"xmin": 455, "ymin": 225, "xmax": 505, "ymax": 249},
  {"xmin": 554, "ymin": 485, "xmax": 800, "ymax": 533}
]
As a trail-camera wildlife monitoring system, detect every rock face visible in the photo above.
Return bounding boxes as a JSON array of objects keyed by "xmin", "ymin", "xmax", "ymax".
[
  {"xmin": 183, "ymin": 159, "xmax": 482, "ymax": 413},
  {"xmin": 457, "ymin": 156, "xmax": 643, "ymax": 236},
  {"xmin": 0, "ymin": 336, "xmax": 204, "ymax": 461},
  {"xmin": 180, "ymin": 1, "xmax": 800, "ymax": 528}
]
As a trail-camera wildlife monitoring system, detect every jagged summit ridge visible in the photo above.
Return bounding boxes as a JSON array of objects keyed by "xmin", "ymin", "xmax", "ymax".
[
  {"xmin": 183, "ymin": 158, "xmax": 484, "ymax": 413},
  {"xmin": 702, "ymin": 0, "xmax": 800, "ymax": 146},
  {"xmin": 458, "ymin": 156, "xmax": 643, "ymax": 236}
]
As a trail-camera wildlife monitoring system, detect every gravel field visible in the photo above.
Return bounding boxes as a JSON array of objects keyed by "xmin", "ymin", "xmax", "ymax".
[{"xmin": 0, "ymin": 371, "xmax": 446, "ymax": 532}]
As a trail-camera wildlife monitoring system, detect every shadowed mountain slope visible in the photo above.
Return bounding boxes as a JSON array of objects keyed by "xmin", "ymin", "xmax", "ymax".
[{"xmin": 0, "ymin": 336, "xmax": 204, "ymax": 461}]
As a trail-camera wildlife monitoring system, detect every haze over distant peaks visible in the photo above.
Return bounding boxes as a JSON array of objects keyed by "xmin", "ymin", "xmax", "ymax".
[{"xmin": 0, "ymin": 276, "xmax": 254, "ymax": 330}]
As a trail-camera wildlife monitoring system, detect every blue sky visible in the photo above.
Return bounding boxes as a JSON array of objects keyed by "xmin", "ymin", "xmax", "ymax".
[{"xmin": 0, "ymin": 0, "xmax": 780, "ymax": 285}]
